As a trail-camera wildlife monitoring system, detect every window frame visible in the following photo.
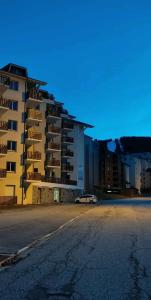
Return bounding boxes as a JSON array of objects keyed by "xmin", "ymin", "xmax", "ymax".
[
  {"xmin": 7, "ymin": 141, "xmax": 17, "ymax": 151},
  {"xmin": 6, "ymin": 161, "xmax": 16, "ymax": 173},
  {"xmin": 8, "ymin": 120, "xmax": 18, "ymax": 131}
]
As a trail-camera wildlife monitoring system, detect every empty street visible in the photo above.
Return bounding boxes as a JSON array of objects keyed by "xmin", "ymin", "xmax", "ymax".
[{"xmin": 0, "ymin": 199, "xmax": 151, "ymax": 300}]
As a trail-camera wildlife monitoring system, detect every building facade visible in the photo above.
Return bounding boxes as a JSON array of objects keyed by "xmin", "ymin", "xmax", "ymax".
[
  {"xmin": 84, "ymin": 135, "xmax": 100, "ymax": 193},
  {"xmin": 0, "ymin": 63, "xmax": 92, "ymax": 205}
]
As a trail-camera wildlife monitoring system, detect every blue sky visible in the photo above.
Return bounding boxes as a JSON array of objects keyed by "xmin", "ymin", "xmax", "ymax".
[{"xmin": 1, "ymin": 0, "xmax": 151, "ymax": 139}]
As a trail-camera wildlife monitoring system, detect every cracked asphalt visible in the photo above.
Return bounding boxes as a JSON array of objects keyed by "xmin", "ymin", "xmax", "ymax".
[{"xmin": 1, "ymin": 198, "xmax": 151, "ymax": 299}]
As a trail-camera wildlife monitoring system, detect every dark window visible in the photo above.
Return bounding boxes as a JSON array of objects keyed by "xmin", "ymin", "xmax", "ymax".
[
  {"xmin": 34, "ymin": 168, "xmax": 38, "ymax": 173},
  {"xmin": 8, "ymin": 120, "xmax": 17, "ymax": 131},
  {"xmin": 6, "ymin": 162, "xmax": 16, "ymax": 172},
  {"xmin": 9, "ymin": 81, "xmax": 19, "ymax": 91},
  {"xmin": 8, "ymin": 101, "xmax": 18, "ymax": 111},
  {"xmin": 7, "ymin": 141, "xmax": 17, "ymax": 151}
]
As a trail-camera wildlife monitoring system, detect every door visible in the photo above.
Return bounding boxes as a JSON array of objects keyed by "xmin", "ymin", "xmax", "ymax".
[{"xmin": 53, "ymin": 188, "xmax": 60, "ymax": 202}]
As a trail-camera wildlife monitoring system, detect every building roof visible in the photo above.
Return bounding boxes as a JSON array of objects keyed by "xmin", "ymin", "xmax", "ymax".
[
  {"xmin": 0, "ymin": 63, "xmax": 47, "ymax": 85},
  {"xmin": 120, "ymin": 137, "xmax": 151, "ymax": 153}
]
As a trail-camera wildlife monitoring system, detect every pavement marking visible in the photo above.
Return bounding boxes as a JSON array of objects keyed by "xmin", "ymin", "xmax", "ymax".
[{"xmin": 0, "ymin": 206, "xmax": 96, "ymax": 268}]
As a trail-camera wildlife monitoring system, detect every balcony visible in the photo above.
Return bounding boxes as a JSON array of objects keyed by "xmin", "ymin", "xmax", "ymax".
[
  {"xmin": 62, "ymin": 122, "xmax": 74, "ymax": 130},
  {"xmin": 0, "ymin": 121, "xmax": 8, "ymax": 134},
  {"xmin": 63, "ymin": 136, "xmax": 74, "ymax": 144},
  {"xmin": 0, "ymin": 169, "xmax": 7, "ymax": 179},
  {"xmin": 27, "ymin": 90, "xmax": 43, "ymax": 105},
  {"xmin": 47, "ymin": 142, "xmax": 61, "ymax": 151},
  {"xmin": 46, "ymin": 159, "xmax": 61, "ymax": 168},
  {"xmin": 26, "ymin": 109, "xmax": 42, "ymax": 124},
  {"xmin": 25, "ymin": 151, "xmax": 42, "ymax": 163},
  {"xmin": 0, "ymin": 97, "xmax": 10, "ymax": 111},
  {"xmin": 62, "ymin": 150, "xmax": 74, "ymax": 158},
  {"xmin": 25, "ymin": 172, "xmax": 41, "ymax": 182},
  {"xmin": 47, "ymin": 125, "xmax": 61, "ymax": 135},
  {"xmin": 44, "ymin": 177, "xmax": 77, "ymax": 185},
  {"xmin": 46, "ymin": 110, "xmax": 61, "ymax": 119},
  {"xmin": 0, "ymin": 144, "xmax": 7, "ymax": 157},
  {"xmin": 62, "ymin": 164, "xmax": 74, "ymax": 172},
  {"xmin": 26, "ymin": 131, "xmax": 42, "ymax": 144},
  {"xmin": 0, "ymin": 75, "xmax": 10, "ymax": 96}
]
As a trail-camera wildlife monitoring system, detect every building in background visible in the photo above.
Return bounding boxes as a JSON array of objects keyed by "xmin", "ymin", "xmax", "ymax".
[
  {"xmin": 84, "ymin": 135, "xmax": 100, "ymax": 193},
  {"xmin": 0, "ymin": 63, "xmax": 93, "ymax": 205},
  {"xmin": 99, "ymin": 139, "xmax": 126, "ymax": 192}
]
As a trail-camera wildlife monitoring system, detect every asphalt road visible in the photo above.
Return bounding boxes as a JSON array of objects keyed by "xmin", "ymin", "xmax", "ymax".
[{"xmin": 1, "ymin": 198, "xmax": 151, "ymax": 300}]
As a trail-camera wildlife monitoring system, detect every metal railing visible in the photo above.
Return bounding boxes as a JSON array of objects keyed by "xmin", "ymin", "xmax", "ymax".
[
  {"xmin": 27, "ymin": 109, "xmax": 42, "ymax": 121},
  {"xmin": 46, "ymin": 159, "xmax": 61, "ymax": 166},
  {"xmin": 47, "ymin": 126, "xmax": 61, "ymax": 134},
  {"xmin": 47, "ymin": 142, "xmax": 61, "ymax": 150},
  {"xmin": 0, "ymin": 144, "xmax": 7, "ymax": 154},
  {"xmin": 44, "ymin": 177, "xmax": 77, "ymax": 185},
  {"xmin": 63, "ymin": 122, "xmax": 74, "ymax": 129},
  {"xmin": 28, "ymin": 90, "xmax": 43, "ymax": 100},
  {"xmin": 62, "ymin": 150, "xmax": 74, "ymax": 157},
  {"xmin": 63, "ymin": 136, "xmax": 74, "ymax": 143},
  {"xmin": 0, "ymin": 169, "xmax": 7, "ymax": 178},
  {"xmin": 25, "ymin": 172, "xmax": 41, "ymax": 181},
  {"xmin": 26, "ymin": 151, "xmax": 41, "ymax": 160},
  {"xmin": 0, "ymin": 97, "xmax": 10, "ymax": 108},
  {"xmin": 27, "ymin": 131, "xmax": 42, "ymax": 140},
  {"xmin": 0, "ymin": 121, "xmax": 8, "ymax": 131}
]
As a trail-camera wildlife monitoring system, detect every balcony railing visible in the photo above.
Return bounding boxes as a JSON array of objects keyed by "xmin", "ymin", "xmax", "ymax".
[
  {"xmin": 0, "ymin": 169, "xmax": 7, "ymax": 178},
  {"xmin": 47, "ymin": 110, "xmax": 61, "ymax": 118},
  {"xmin": 26, "ymin": 151, "xmax": 41, "ymax": 160},
  {"xmin": 27, "ymin": 109, "xmax": 42, "ymax": 121},
  {"xmin": 63, "ymin": 122, "xmax": 74, "ymax": 130},
  {"xmin": 62, "ymin": 150, "xmax": 74, "ymax": 157},
  {"xmin": 28, "ymin": 91, "xmax": 43, "ymax": 101},
  {"xmin": 25, "ymin": 172, "xmax": 41, "ymax": 181},
  {"xmin": 47, "ymin": 126, "xmax": 61, "ymax": 134},
  {"xmin": 46, "ymin": 159, "xmax": 61, "ymax": 167},
  {"xmin": 0, "ymin": 144, "xmax": 7, "ymax": 155},
  {"xmin": 0, "ymin": 97, "xmax": 10, "ymax": 109},
  {"xmin": 44, "ymin": 177, "xmax": 77, "ymax": 185},
  {"xmin": 63, "ymin": 136, "xmax": 74, "ymax": 143},
  {"xmin": 26, "ymin": 131, "xmax": 42, "ymax": 141},
  {"xmin": 0, "ymin": 121, "xmax": 8, "ymax": 131},
  {"xmin": 47, "ymin": 142, "xmax": 61, "ymax": 150},
  {"xmin": 62, "ymin": 164, "xmax": 74, "ymax": 172},
  {"xmin": 0, "ymin": 75, "xmax": 10, "ymax": 86}
]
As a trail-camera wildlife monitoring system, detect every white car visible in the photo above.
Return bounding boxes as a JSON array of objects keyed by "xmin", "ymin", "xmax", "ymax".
[{"xmin": 75, "ymin": 194, "xmax": 97, "ymax": 204}]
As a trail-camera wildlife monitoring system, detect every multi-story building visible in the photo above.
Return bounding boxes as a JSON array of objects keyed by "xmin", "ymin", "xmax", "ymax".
[
  {"xmin": 0, "ymin": 63, "xmax": 92, "ymax": 205},
  {"xmin": 99, "ymin": 139, "xmax": 126, "ymax": 192},
  {"xmin": 84, "ymin": 135, "xmax": 100, "ymax": 193}
]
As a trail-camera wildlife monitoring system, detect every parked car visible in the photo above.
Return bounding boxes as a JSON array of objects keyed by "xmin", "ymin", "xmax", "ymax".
[{"xmin": 75, "ymin": 194, "xmax": 97, "ymax": 204}]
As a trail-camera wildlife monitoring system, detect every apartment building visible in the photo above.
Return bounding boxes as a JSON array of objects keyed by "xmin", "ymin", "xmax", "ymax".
[
  {"xmin": 84, "ymin": 135, "xmax": 100, "ymax": 193},
  {"xmin": 0, "ymin": 63, "xmax": 92, "ymax": 205}
]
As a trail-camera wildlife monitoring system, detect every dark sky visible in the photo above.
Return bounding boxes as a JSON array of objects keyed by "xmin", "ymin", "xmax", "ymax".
[{"xmin": 1, "ymin": 0, "xmax": 151, "ymax": 139}]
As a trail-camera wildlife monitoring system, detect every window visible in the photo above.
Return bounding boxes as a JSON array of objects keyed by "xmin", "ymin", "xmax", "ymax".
[
  {"xmin": 8, "ymin": 120, "xmax": 17, "ymax": 131},
  {"xmin": 6, "ymin": 162, "xmax": 16, "ymax": 172},
  {"xmin": 8, "ymin": 101, "xmax": 18, "ymax": 111},
  {"xmin": 7, "ymin": 141, "xmax": 17, "ymax": 151},
  {"xmin": 9, "ymin": 81, "xmax": 19, "ymax": 91}
]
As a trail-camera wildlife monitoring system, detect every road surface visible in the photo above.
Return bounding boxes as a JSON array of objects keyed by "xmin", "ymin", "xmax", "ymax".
[{"xmin": 0, "ymin": 198, "xmax": 151, "ymax": 299}]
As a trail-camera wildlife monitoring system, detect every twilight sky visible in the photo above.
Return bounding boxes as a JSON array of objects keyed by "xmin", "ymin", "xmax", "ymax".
[{"xmin": 1, "ymin": 0, "xmax": 151, "ymax": 139}]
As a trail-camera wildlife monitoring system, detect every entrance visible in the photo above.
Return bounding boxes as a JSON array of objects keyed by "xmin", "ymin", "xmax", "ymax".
[{"xmin": 53, "ymin": 188, "xmax": 60, "ymax": 202}]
